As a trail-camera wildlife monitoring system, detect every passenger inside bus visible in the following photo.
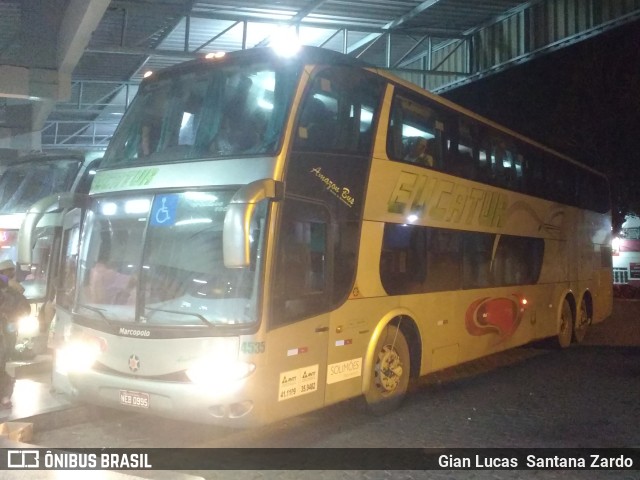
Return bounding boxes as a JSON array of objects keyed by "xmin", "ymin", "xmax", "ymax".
[
  {"xmin": 403, "ymin": 137, "xmax": 434, "ymax": 167},
  {"xmin": 210, "ymin": 76, "xmax": 259, "ymax": 155},
  {"xmin": 88, "ymin": 254, "xmax": 136, "ymax": 305},
  {"xmin": 87, "ymin": 228, "xmax": 137, "ymax": 305},
  {"xmin": 139, "ymin": 91, "xmax": 167, "ymax": 157}
]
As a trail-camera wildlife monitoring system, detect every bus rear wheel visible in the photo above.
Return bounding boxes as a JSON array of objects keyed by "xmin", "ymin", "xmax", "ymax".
[
  {"xmin": 573, "ymin": 299, "xmax": 589, "ymax": 344},
  {"xmin": 556, "ymin": 299, "xmax": 573, "ymax": 348},
  {"xmin": 364, "ymin": 324, "xmax": 410, "ymax": 415}
]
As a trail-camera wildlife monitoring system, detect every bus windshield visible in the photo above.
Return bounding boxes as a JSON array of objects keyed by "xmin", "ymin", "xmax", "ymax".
[
  {"xmin": 102, "ymin": 57, "xmax": 299, "ymax": 167},
  {"xmin": 0, "ymin": 159, "xmax": 81, "ymax": 214},
  {"xmin": 76, "ymin": 189, "xmax": 265, "ymax": 327}
]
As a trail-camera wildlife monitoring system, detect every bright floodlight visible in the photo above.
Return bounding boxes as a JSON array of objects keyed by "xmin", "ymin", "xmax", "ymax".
[{"xmin": 269, "ymin": 28, "xmax": 301, "ymax": 57}]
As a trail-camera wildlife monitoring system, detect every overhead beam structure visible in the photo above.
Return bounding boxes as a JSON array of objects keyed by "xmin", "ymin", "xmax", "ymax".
[
  {"xmin": 2, "ymin": 0, "xmax": 637, "ymax": 150},
  {"xmin": 0, "ymin": 0, "xmax": 110, "ymax": 150}
]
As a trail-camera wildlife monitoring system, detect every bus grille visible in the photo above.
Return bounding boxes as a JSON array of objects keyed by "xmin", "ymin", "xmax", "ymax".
[
  {"xmin": 613, "ymin": 268, "xmax": 629, "ymax": 284},
  {"xmin": 92, "ymin": 362, "xmax": 190, "ymax": 383}
]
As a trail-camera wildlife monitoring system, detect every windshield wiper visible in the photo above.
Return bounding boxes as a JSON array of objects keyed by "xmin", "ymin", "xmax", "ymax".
[
  {"xmin": 76, "ymin": 304, "xmax": 112, "ymax": 326},
  {"xmin": 144, "ymin": 306, "xmax": 215, "ymax": 327}
]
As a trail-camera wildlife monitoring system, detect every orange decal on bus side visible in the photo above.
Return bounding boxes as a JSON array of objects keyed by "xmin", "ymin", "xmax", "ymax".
[{"xmin": 464, "ymin": 294, "xmax": 526, "ymax": 341}]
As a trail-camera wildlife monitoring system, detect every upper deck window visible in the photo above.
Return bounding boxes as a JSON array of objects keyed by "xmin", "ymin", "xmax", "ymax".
[
  {"xmin": 103, "ymin": 60, "xmax": 300, "ymax": 167},
  {"xmin": 293, "ymin": 66, "xmax": 383, "ymax": 154},
  {"xmin": 388, "ymin": 94, "xmax": 444, "ymax": 169}
]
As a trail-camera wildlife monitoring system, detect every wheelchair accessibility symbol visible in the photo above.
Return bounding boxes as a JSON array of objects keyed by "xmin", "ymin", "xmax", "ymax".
[{"xmin": 151, "ymin": 194, "xmax": 178, "ymax": 226}]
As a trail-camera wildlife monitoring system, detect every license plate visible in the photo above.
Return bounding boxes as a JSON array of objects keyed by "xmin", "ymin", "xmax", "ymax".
[{"xmin": 119, "ymin": 390, "xmax": 150, "ymax": 409}]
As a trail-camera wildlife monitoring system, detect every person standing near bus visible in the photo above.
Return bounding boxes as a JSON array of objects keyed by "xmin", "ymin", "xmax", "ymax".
[
  {"xmin": 0, "ymin": 258, "xmax": 26, "ymax": 360},
  {"xmin": 0, "ymin": 259, "xmax": 25, "ymax": 295},
  {"xmin": 0, "ymin": 260, "xmax": 30, "ymax": 408}
]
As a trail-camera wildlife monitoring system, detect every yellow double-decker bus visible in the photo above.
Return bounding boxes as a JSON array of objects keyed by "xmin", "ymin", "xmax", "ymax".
[{"xmin": 51, "ymin": 46, "xmax": 612, "ymax": 426}]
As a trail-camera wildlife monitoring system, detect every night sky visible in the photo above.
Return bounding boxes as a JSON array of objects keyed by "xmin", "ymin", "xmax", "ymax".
[{"xmin": 442, "ymin": 19, "xmax": 640, "ymax": 229}]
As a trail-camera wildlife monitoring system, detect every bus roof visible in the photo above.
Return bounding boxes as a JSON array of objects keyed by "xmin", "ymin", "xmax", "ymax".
[
  {"xmin": 369, "ymin": 66, "xmax": 607, "ymax": 179},
  {"xmin": 4, "ymin": 150, "xmax": 86, "ymax": 168},
  {"xmin": 138, "ymin": 46, "xmax": 605, "ymax": 180},
  {"xmin": 141, "ymin": 46, "xmax": 369, "ymax": 85}
]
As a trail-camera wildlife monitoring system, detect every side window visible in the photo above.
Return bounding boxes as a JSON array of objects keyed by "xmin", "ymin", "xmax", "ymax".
[
  {"xmin": 380, "ymin": 224, "xmax": 428, "ymax": 295},
  {"xmin": 545, "ymin": 154, "xmax": 576, "ymax": 206},
  {"xmin": 381, "ymin": 224, "xmax": 544, "ymax": 295},
  {"xmin": 462, "ymin": 232, "xmax": 494, "ymax": 289},
  {"xmin": 387, "ymin": 93, "xmax": 443, "ymax": 169},
  {"xmin": 425, "ymin": 228, "xmax": 462, "ymax": 291},
  {"xmin": 332, "ymin": 221, "xmax": 359, "ymax": 304},
  {"xmin": 486, "ymin": 136, "xmax": 520, "ymax": 190},
  {"xmin": 478, "ymin": 132, "xmax": 492, "ymax": 183},
  {"xmin": 294, "ymin": 67, "xmax": 383, "ymax": 153},
  {"xmin": 522, "ymin": 146, "xmax": 545, "ymax": 197},
  {"xmin": 445, "ymin": 118, "xmax": 477, "ymax": 180},
  {"xmin": 492, "ymin": 235, "xmax": 544, "ymax": 286},
  {"xmin": 271, "ymin": 199, "xmax": 330, "ymax": 327},
  {"xmin": 380, "ymin": 224, "xmax": 461, "ymax": 295},
  {"xmin": 513, "ymin": 152, "xmax": 525, "ymax": 191}
]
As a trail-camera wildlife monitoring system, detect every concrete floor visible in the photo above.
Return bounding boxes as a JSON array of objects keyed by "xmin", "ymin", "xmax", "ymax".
[
  {"xmin": 0, "ymin": 356, "xmax": 203, "ymax": 479},
  {"xmin": 1, "ymin": 299, "xmax": 638, "ymax": 479}
]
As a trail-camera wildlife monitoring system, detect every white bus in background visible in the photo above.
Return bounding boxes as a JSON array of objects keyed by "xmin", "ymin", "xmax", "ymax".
[
  {"xmin": 0, "ymin": 151, "xmax": 100, "ymax": 357},
  {"xmin": 0, "ymin": 149, "xmax": 20, "ymax": 177},
  {"xmin": 612, "ymin": 214, "xmax": 640, "ymax": 287},
  {"xmin": 52, "ymin": 46, "xmax": 612, "ymax": 427}
]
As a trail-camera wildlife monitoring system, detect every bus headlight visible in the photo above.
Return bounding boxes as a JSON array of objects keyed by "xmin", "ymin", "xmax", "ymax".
[
  {"xmin": 185, "ymin": 359, "xmax": 256, "ymax": 386},
  {"xmin": 56, "ymin": 339, "xmax": 103, "ymax": 375},
  {"xmin": 17, "ymin": 315, "xmax": 40, "ymax": 337}
]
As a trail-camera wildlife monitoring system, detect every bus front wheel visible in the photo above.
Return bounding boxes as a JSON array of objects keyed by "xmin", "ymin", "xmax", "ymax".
[
  {"xmin": 364, "ymin": 324, "xmax": 410, "ymax": 415},
  {"xmin": 556, "ymin": 299, "xmax": 574, "ymax": 348}
]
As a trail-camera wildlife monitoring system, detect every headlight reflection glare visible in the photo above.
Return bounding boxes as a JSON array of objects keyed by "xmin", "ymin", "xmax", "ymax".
[
  {"xmin": 186, "ymin": 357, "xmax": 255, "ymax": 386},
  {"xmin": 56, "ymin": 339, "xmax": 103, "ymax": 375},
  {"xmin": 17, "ymin": 315, "xmax": 39, "ymax": 337}
]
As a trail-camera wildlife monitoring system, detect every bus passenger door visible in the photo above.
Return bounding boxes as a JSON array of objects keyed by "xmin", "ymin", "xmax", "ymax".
[
  {"xmin": 50, "ymin": 207, "xmax": 83, "ymax": 394},
  {"xmin": 264, "ymin": 198, "xmax": 330, "ymax": 423}
]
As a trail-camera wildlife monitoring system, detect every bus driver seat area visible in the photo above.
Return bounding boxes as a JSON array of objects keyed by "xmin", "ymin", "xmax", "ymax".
[{"xmin": 297, "ymin": 98, "xmax": 335, "ymax": 149}]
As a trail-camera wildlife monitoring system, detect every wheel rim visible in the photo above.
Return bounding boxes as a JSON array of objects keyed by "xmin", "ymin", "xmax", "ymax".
[
  {"xmin": 375, "ymin": 344, "xmax": 404, "ymax": 394},
  {"xmin": 560, "ymin": 314, "xmax": 570, "ymax": 335},
  {"xmin": 574, "ymin": 302, "xmax": 588, "ymax": 341},
  {"xmin": 558, "ymin": 301, "xmax": 573, "ymax": 347}
]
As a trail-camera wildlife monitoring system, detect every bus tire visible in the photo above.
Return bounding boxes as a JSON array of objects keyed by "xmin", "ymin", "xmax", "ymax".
[
  {"xmin": 573, "ymin": 298, "xmax": 589, "ymax": 344},
  {"xmin": 364, "ymin": 324, "xmax": 410, "ymax": 415},
  {"xmin": 555, "ymin": 298, "xmax": 573, "ymax": 348}
]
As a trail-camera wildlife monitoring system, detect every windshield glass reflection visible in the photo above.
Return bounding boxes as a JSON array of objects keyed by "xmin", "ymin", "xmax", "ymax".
[
  {"xmin": 0, "ymin": 159, "xmax": 80, "ymax": 214},
  {"xmin": 77, "ymin": 190, "xmax": 264, "ymax": 327},
  {"xmin": 103, "ymin": 58, "xmax": 299, "ymax": 167}
]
